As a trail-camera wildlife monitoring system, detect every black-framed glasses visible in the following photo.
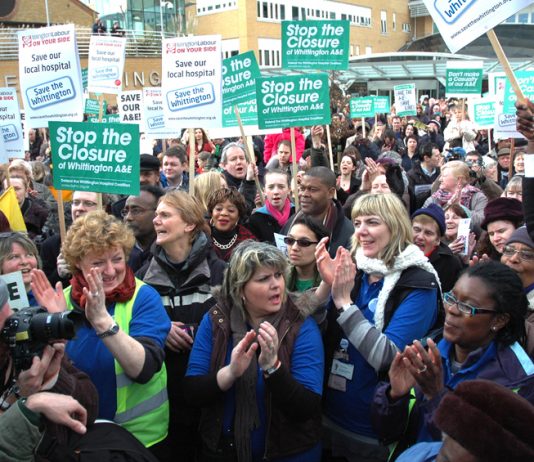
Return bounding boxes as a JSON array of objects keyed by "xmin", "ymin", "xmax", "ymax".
[
  {"xmin": 502, "ymin": 245, "xmax": 534, "ymax": 262},
  {"xmin": 121, "ymin": 207, "xmax": 155, "ymax": 218},
  {"xmin": 443, "ymin": 292, "xmax": 496, "ymax": 317},
  {"xmin": 283, "ymin": 237, "xmax": 319, "ymax": 248}
]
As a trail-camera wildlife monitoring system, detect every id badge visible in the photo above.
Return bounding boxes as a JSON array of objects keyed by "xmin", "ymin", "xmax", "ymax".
[
  {"xmin": 331, "ymin": 358, "xmax": 354, "ymax": 380},
  {"xmin": 328, "ymin": 373, "xmax": 347, "ymax": 392}
]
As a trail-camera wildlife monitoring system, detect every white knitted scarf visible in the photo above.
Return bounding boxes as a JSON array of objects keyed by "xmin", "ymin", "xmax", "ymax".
[{"xmin": 356, "ymin": 244, "xmax": 441, "ymax": 331}]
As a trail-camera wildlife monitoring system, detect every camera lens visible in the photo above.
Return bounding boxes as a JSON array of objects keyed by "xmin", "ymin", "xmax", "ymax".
[{"xmin": 29, "ymin": 312, "xmax": 76, "ymax": 341}]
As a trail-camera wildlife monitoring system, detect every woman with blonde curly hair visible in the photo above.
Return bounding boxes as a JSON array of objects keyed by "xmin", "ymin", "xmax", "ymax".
[
  {"xmin": 315, "ymin": 193, "xmax": 441, "ymax": 461},
  {"xmin": 33, "ymin": 210, "xmax": 170, "ymax": 452}
]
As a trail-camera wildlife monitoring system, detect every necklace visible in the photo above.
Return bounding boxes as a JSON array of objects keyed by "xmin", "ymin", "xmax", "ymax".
[{"xmin": 212, "ymin": 232, "xmax": 238, "ymax": 250}]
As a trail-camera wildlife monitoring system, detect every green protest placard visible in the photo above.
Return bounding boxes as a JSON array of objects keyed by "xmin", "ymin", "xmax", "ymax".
[
  {"xmin": 282, "ymin": 20, "xmax": 349, "ymax": 70},
  {"xmin": 222, "ymin": 51, "xmax": 261, "ymax": 107},
  {"xmin": 256, "ymin": 74, "xmax": 330, "ymax": 129},
  {"xmin": 49, "ymin": 121, "xmax": 140, "ymax": 195},
  {"xmin": 503, "ymin": 70, "xmax": 534, "ymax": 114},
  {"xmin": 81, "ymin": 68, "xmax": 88, "ymax": 90},
  {"xmin": 468, "ymin": 97, "xmax": 495, "ymax": 128},
  {"xmin": 223, "ymin": 98, "xmax": 258, "ymax": 128},
  {"xmin": 445, "ymin": 61, "xmax": 483, "ymax": 97},
  {"xmin": 372, "ymin": 96, "xmax": 390, "ymax": 114},
  {"xmin": 87, "ymin": 114, "xmax": 121, "ymax": 123},
  {"xmin": 85, "ymin": 98, "xmax": 105, "ymax": 115},
  {"xmin": 350, "ymin": 97, "xmax": 374, "ymax": 119}
]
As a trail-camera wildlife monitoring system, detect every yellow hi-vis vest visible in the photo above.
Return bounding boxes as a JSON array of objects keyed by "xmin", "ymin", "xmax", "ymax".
[{"xmin": 66, "ymin": 279, "xmax": 169, "ymax": 447}]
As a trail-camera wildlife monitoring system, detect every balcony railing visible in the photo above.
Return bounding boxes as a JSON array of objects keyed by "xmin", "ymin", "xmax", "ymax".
[
  {"xmin": 408, "ymin": 0, "xmax": 430, "ymax": 18},
  {"xmin": 0, "ymin": 25, "xmax": 177, "ymax": 60}
]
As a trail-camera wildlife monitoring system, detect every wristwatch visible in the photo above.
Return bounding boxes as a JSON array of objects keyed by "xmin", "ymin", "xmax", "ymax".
[
  {"xmin": 263, "ymin": 360, "xmax": 281, "ymax": 378},
  {"xmin": 337, "ymin": 303, "xmax": 354, "ymax": 314},
  {"xmin": 97, "ymin": 322, "xmax": 120, "ymax": 339}
]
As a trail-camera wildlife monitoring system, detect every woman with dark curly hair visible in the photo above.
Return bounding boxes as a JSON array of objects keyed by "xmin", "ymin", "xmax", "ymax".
[{"xmin": 207, "ymin": 187, "xmax": 257, "ymax": 262}]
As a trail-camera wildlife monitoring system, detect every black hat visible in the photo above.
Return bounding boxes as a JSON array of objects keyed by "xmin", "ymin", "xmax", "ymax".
[
  {"xmin": 140, "ymin": 154, "xmax": 160, "ymax": 172},
  {"xmin": 480, "ymin": 197, "xmax": 523, "ymax": 230},
  {"xmin": 412, "ymin": 203, "xmax": 446, "ymax": 236}
]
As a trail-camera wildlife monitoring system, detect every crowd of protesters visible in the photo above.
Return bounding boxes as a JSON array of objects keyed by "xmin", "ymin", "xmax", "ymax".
[{"xmin": 1, "ymin": 93, "xmax": 534, "ymax": 462}]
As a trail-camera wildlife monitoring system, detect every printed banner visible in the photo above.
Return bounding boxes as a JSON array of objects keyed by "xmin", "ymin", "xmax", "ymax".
[
  {"xmin": 503, "ymin": 70, "xmax": 534, "ymax": 114},
  {"xmin": 118, "ymin": 90, "xmax": 143, "ymax": 124},
  {"xmin": 489, "ymin": 72, "xmax": 524, "ymax": 140},
  {"xmin": 446, "ymin": 61, "xmax": 483, "ymax": 97},
  {"xmin": 256, "ymin": 74, "xmax": 330, "ymax": 129},
  {"xmin": 421, "ymin": 0, "xmax": 532, "ymax": 53},
  {"xmin": 350, "ymin": 97, "xmax": 375, "ymax": 119},
  {"xmin": 87, "ymin": 36, "xmax": 126, "ymax": 94},
  {"xmin": 222, "ymin": 51, "xmax": 261, "ymax": 107},
  {"xmin": 162, "ymin": 35, "xmax": 222, "ymax": 128},
  {"xmin": 0, "ymin": 272, "xmax": 30, "ymax": 310},
  {"xmin": 50, "ymin": 121, "xmax": 140, "ymax": 195},
  {"xmin": 223, "ymin": 98, "xmax": 258, "ymax": 128},
  {"xmin": 468, "ymin": 96, "xmax": 496, "ymax": 128},
  {"xmin": 394, "ymin": 84, "xmax": 417, "ymax": 117},
  {"xmin": 18, "ymin": 24, "xmax": 84, "ymax": 128},
  {"xmin": 87, "ymin": 114, "xmax": 121, "ymax": 123},
  {"xmin": 0, "ymin": 88, "xmax": 25, "ymax": 159},
  {"xmin": 142, "ymin": 87, "xmax": 178, "ymax": 138},
  {"xmin": 282, "ymin": 20, "xmax": 350, "ymax": 70},
  {"xmin": 372, "ymin": 96, "xmax": 390, "ymax": 114}
]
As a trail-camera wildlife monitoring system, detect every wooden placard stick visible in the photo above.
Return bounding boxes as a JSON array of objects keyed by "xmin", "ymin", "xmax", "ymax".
[
  {"xmin": 188, "ymin": 128, "xmax": 195, "ymax": 194},
  {"xmin": 325, "ymin": 125, "xmax": 335, "ymax": 172},
  {"xmin": 233, "ymin": 105, "xmax": 264, "ymax": 204},
  {"xmin": 290, "ymin": 127, "xmax": 300, "ymax": 211}
]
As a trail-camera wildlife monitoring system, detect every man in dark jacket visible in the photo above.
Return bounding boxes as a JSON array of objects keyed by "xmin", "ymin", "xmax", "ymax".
[
  {"xmin": 282, "ymin": 167, "xmax": 354, "ymax": 257},
  {"xmin": 407, "ymin": 142, "xmax": 441, "ymax": 211}
]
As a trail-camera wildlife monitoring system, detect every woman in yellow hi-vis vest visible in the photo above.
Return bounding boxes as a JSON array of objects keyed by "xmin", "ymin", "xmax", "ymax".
[{"xmin": 33, "ymin": 211, "xmax": 170, "ymax": 453}]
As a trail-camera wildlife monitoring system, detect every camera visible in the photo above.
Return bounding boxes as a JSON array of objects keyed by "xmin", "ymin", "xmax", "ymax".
[{"xmin": 0, "ymin": 307, "xmax": 78, "ymax": 372}]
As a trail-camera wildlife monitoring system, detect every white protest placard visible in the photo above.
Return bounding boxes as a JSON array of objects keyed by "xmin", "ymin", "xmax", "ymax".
[
  {"xmin": 118, "ymin": 90, "xmax": 143, "ymax": 124},
  {"xmin": 394, "ymin": 84, "xmax": 417, "ymax": 117},
  {"xmin": 421, "ymin": 0, "xmax": 532, "ymax": 54},
  {"xmin": 87, "ymin": 35, "xmax": 126, "ymax": 95},
  {"xmin": 457, "ymin": 218, "xmax": 471, "ymax": 256},
  {"xmin": 18, "ymin": 24, "xmax": 84, "ymax": 129},
  {"xmin": 0, "ymin": 88, "xmax": 25, "ymax": 159},
  {"xmin": 142, "ymin": 87, "xmax": 179, "ymax": 138},
  {"xmin": 162, "ymin": 35, "xmax": 222, "ymax": 129},
  {"xmin": 273, "ymin": 233, "xmax": 288, "ymax": 256},
  {"xmin": 0, "ymin": 272, "xmax": 30, "ymax": 310},
  {"xmin": 489, "ymin": 72, "xmax": 524, "ymax": 140}
]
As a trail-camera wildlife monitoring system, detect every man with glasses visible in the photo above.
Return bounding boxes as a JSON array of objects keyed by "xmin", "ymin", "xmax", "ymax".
[
  {"xmin": 123, "ymin": 185, "xmax": 164, "ymax": 272},
  {"xmin": 40, "ymin": 191, "xmax": 108, "ymax": 286}
]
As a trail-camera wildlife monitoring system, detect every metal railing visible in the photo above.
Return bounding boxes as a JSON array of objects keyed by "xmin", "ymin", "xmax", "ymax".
[{"xmin": 0, "ymin": 25, "xmax": 177, "ymax": 60}]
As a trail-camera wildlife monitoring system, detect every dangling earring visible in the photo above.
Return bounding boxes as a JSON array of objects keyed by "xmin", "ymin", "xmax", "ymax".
[{"xmin": 491, "ymin": 326, "xmax": 498, "ymax": 332}]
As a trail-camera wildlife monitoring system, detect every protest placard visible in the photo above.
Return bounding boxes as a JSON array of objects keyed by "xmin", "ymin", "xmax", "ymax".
[
  {"xmin": 49, "ymin": 121, "xmax": 140, "ymax": 195},
  {"xmin": 0, "ymin": 88, "xmax": 24, "ymax": 159},
  {"xmin": 118, "ymin": 90, "xmax": 143, "ymax": 124},
  {"xmin": 223, "ymin": 98, "xmax": 258, "ymax": 128},
  {"xmin": 162, "ymin": 35, "xmax": 222, "ymax": 129},
  {"xmin": 282, "ymin": 20, "xmax": 349, "ymax": 70},
  {"xmin": 85, "ymin": 97, "xmax": 104, "ymax": 115},
  {"xmin": 394, "ymin": 84, "xmax": 417, "ymax": 117},
  {"xmin": 503, "ymin": 70, "xmax": 534, "ymax": 114},
  {"xmin": 446, "ymin": 61, "xmax": 483, "ymax": 97},
  {"xmin": 468, "ymin": 97, "xmax": 496, "ymax": 129},
  {"xmin": 87, "ymin": 114, "xmax": 120, "ymax": 123},
  {"xmin": 372, "ymin": 96, "xmax": 390, "ymax": 114},
  {"xmin": 421, "ymin": 0, "xmax": 532, "ymax": 54},
  {"xmin": 142, "ymin": 87, "xmax": 178, "ymax": 138},
  {"xmin": 256, "ymin": 74, "xmax": 330, "ymax": 129},
  {"xmin": 87, "ymin": 36, "xmax": 126, "ymax": 95},
  {"xmin": 222, "ymin": 51, "xmax": 261, "ymax": 107},
  {"xmin": 350, "ymin": 97, "xmax": 375, "ymax": 119},
  {"xmin": 81, "ymin": 67, "xmax": 88, "ymax": 90},
  {"xmin": 18, "ymin": 24, "xmax": 84, "ymax": 128},
  {"xmin": 0, "ymin": 272, "xmax": 30, "ymax": 310},
  {"xmin": 489, "ymin": 72, "xmax": 524, "ymax": 140}
]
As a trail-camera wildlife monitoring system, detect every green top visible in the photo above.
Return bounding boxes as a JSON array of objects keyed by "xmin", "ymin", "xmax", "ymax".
[{"xmin": 295, "ymin": 278, "xmax": 315, "ymax": 292}]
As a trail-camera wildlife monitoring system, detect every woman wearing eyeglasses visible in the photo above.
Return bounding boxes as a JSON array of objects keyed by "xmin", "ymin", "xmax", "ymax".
[
  {"xmin": 371, "ymin": 261, "xmax": 534, "ymax": 460},
  {"xmin": 286, "ymin": 215, "xmax": 329, "ymax": 292},
  {"xmin": 501, "ymin": 226, "xmax": 534, "ymax": 357}
]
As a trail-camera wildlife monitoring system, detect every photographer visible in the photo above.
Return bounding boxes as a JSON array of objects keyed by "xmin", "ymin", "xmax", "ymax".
[
  {"xmin": 0, "ymin": 279, "xmax": 91, "ymax": 461},
  {"xmin": 464, "ymin": 151, "xmax": 503, "ymax": 201}
]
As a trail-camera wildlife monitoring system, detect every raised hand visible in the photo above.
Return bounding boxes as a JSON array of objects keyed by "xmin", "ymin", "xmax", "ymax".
[
  {"xmin": 17, "ymin": 343, "xmax": 65, "ymax": 396},
  {"xmin": 31, "ymin": 269, "xmax": 67, "ymax": 313},
  {"xmin": 402, "ymin": 339, "xmax": 444, "ymax": 400},
  {"xmin": 257, "ymin": 321, "xmax": 279, "ymax": 371},
  {"xmin": 388, "ymin": 350, "xmax": 416, "ymax": 401},
  {"xmin": 332, "ymin": 248, "xmax": 356, "ymax": 308}
]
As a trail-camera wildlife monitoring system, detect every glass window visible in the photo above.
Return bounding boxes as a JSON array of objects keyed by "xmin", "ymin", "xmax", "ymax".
[
  {"xmin": 292, "ymin": 6, "xmax": 298, "ymax": 19},
  {"xmin": 519, "ymin": 13, "xmax": 528, "ymax": 23},
  {"xmin": 257, "ymin": 0, "xmax": 260, "ymax": 17},
  {"xmin": 263, "ymin": 2, "xmax": 268, "ymax": 17},
  {"xmin": 281, "ymin": 4, "xmax": 285, "ymax": 19},
  {"xmin": 505, "ymin": 14, "xmax": 515, "ymax": 23}
]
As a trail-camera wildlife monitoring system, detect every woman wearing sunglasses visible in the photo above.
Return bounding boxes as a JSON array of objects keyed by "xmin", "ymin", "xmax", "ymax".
[
  {"xmin": 285, "ymin": 215, "xmax": 329, "ymax": 292},
  {"xmin": 372, "ymin": 261, "xmax": 534, "ymax": 460}
]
